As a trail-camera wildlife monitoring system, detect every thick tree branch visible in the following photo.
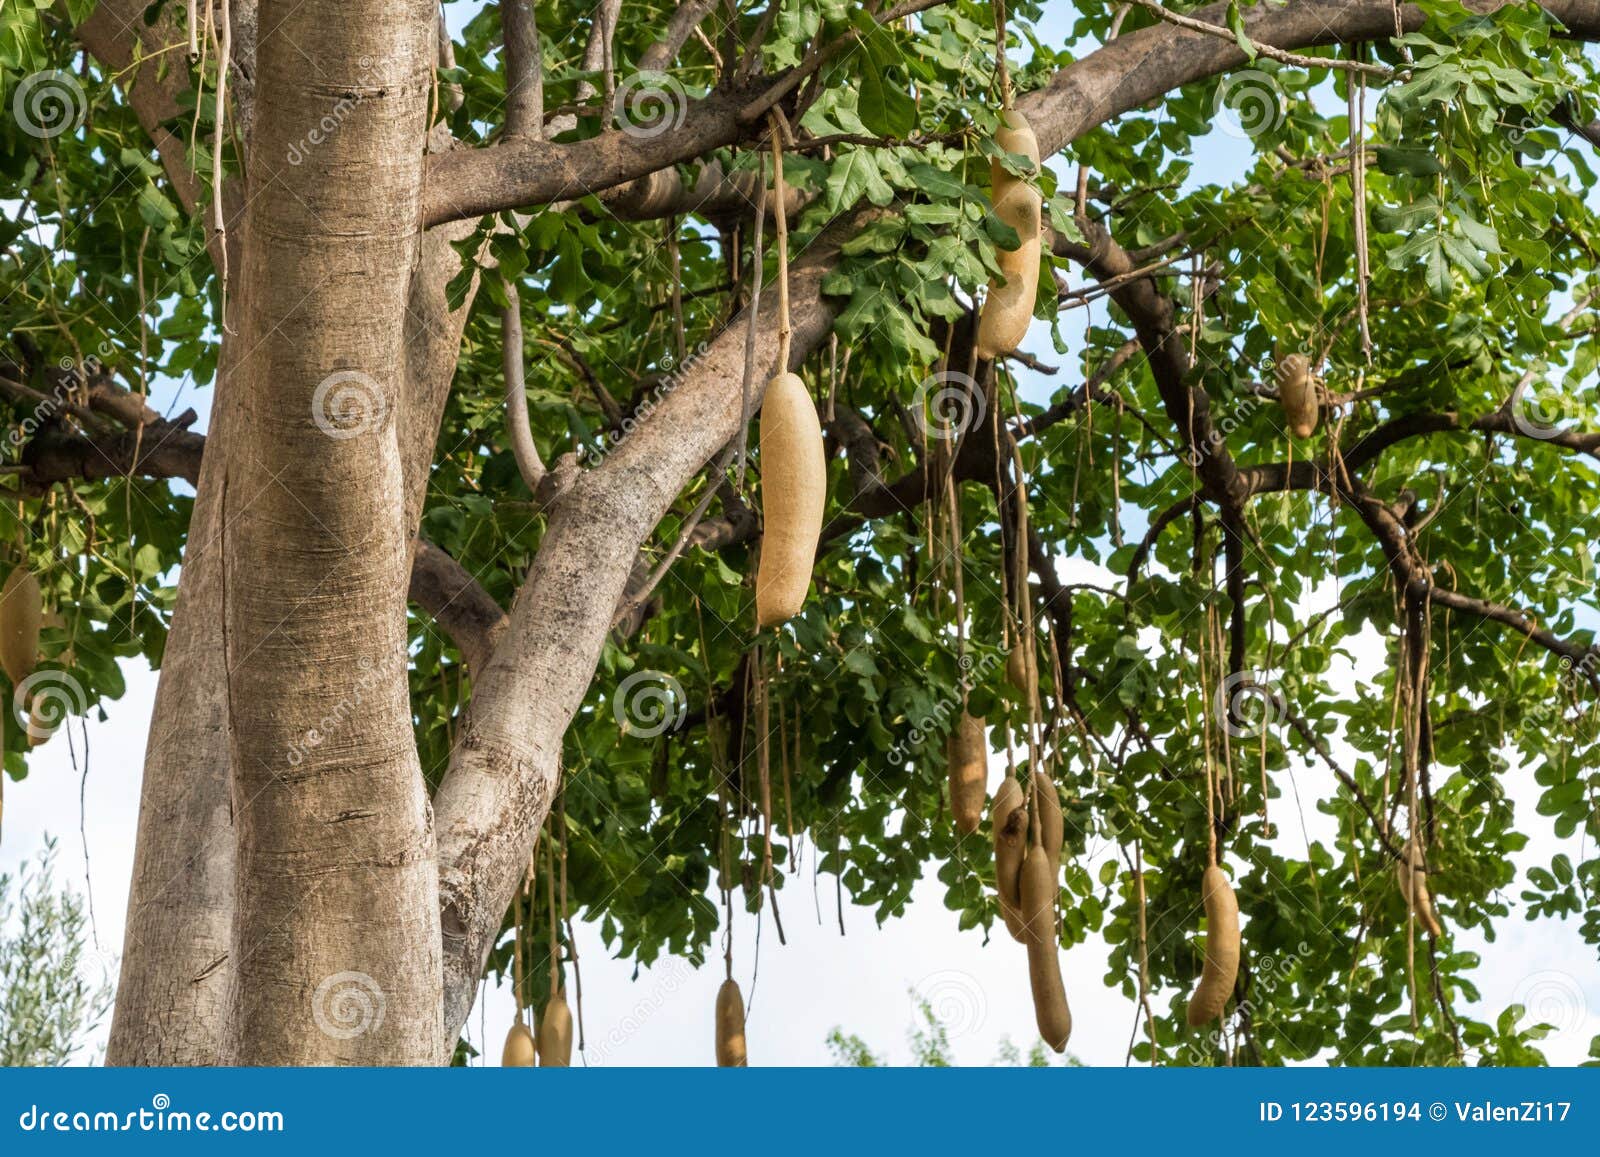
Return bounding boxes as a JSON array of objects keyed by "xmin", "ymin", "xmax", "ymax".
[
  {"xmin": 1057, "ymin": 218, "xmax": 1247, "ymax": 512},
  {"xmin": 424, "ymin": 79, "xmax": 770, "ymax": 226},
  {"xmin": 1241, "ymin": 406, "xmax": 1600, "ymax": 496},
  {"xmin": 501, "ymin": 0, "xmax": 543, "ymax": 140},
  {"xmin": 1358, "ymin": 486, "xmax": 1598, "ymax": 680},
  {"xmin": 410, "ymin": 541, "xmax": 509, "ymax": 676},
  {"xmin": 588, "ymin": 157, "xmax": 811, "ymax": 225},
  {"xmin": 639, "ymin": 0, "xmax": 721, "ymax": 72},
  {"xmin": 5, "ymin": 384, "xmax": 503, "ymax": 680},
  {"xmin": 430, "ymin": 210, "xmax": 868, "ymax": 1037},
  {"xmin": 1018, "ymin": 1, "xmax": 1600, "ymax": 161},
  {"xmin": 415, "ymin": 0, "xmax": 1600, "ymax": 1045}
]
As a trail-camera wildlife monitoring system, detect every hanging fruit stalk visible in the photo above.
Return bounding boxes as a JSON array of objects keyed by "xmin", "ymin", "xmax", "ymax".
[
  {"xmin": 1186, "ymin": 599, "xmax": 1242, "ymax": 1028},
  {"xmin": 754, "ymin": 122, "xmax": 825, "ymax": 627},
  {"xmin": 943, "ymin": 462, "xmax": 987, "ymax": 838},
  {"xmin": 503, "ymin": 859, "xmax": 536, "ymax": 1066},
  {"xmin": 538, "ymin": 835, "xmax": 572, "ymax": 1065}
]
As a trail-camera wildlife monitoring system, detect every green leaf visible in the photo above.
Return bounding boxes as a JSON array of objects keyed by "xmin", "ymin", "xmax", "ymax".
[
  {"xmin": 1377, "ymin": 145, "xmax": 1445, "ymax": 176},
  {"xmin": 1226, "ymin": 0, "xmax": 1257, "ymax": 60}
]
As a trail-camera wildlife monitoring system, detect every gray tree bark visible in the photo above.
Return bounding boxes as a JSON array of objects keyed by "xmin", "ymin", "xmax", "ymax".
[{"xmin": 216, "ymin": 0, "xmax": 444, "ymax": 1065}]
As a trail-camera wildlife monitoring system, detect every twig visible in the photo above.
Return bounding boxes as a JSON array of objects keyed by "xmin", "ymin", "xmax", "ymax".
[{"xmin": 501, "ymin": 281, "xmax": 546, "ymax": 492}]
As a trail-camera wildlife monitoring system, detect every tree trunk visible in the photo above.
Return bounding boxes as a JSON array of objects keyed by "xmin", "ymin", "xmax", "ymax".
[
  {"xmin": 104, "ymin": 390, "xmax": 235, "ymax": 1064},
  {"xmin": 218, "ymin": 0, "xmax": 443, "ymax": 1065},
  {"xmin": 92, "ymin": 0, "xmax": 248, "ymax": 1065}
]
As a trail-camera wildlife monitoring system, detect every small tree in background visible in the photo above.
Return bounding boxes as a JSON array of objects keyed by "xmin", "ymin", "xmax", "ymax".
[
  {"xmin": 828, "ymin": 995, "xmax": 1077, "ymax": 1067},
  {"xmin": 1, "ymin": 840, "xmax": 114, "ymax": 1066}
]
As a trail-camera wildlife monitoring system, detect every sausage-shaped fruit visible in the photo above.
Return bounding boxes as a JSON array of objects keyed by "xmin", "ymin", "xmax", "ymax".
[
  {"xmin": 991, "ymin": 777, "xmax": 1027, "ymax": 941},
  {"xmin": 537, "ymin": 990, "xmax": 573, "ymax": 1066},
  {"xmin": 1274, "ymin": 352, "xmax": 1318, "ymax": 439},
  {"xmin": 501, "ymin": 1021, "xmax": 536, "ymax": 1067},
  {"xmin": 27, "ymin": 696, "xmax": 54, "ymax": 747},
  {"xmin": 975, "ymin": 109, "xmax": 1042, "ymax": 360},
  {"xmin": 755, "ymin": 373, "xmax": 826, "ymax": 627},
  {"xmin": 1018, "ymin": 832, "xmax": 1071, "ymax": 1050},
  {"xmin": 1006, "ymin": 645, "xmax": 1029, "ymax": 694},
  {"xmin": 0, "ymin": 566, "xmax": 42, "ymax": 686},
  {"xmin": 1396, "ymin": 839, "xmax": 1443, "ymax": 937},
  {"xmin": 1185, "ymin": 865, "xmax": 1241, "ymax": 1026},
  {"xmin": 1025, "ymin": 938, "xmax": 1072, "ymax": 1052},
  {"xmin": 715, "ymin": 978, "xmax": 748, "ymax": 1067},
  {"xmin": 946, "ymin": 713, "xmax": 988, "ymax": 835},
  {"xmin": 1018, "ymin": 843, "xmax": 1057, "ymax": 950},
  {"xmin": 1032, "ymin": 770, "xmax": 1063, "ymax": 866}
]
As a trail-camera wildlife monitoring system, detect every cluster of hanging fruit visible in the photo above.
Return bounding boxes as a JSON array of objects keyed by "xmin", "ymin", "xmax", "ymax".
[
  {"xmin": 501, "ymin": 815, "xmax": 576, "ymax": 1068},
  {"xmin": 502, "ymin": 990, "xmax": 572, "ymax": 1068},
  {"xmin": 483, "ymin": 6, "xmax": 1448, "ymax": 1067},
  {"xmin": 989, "ymin": 768, "xmax": 1071, "ymax": 1050}
]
